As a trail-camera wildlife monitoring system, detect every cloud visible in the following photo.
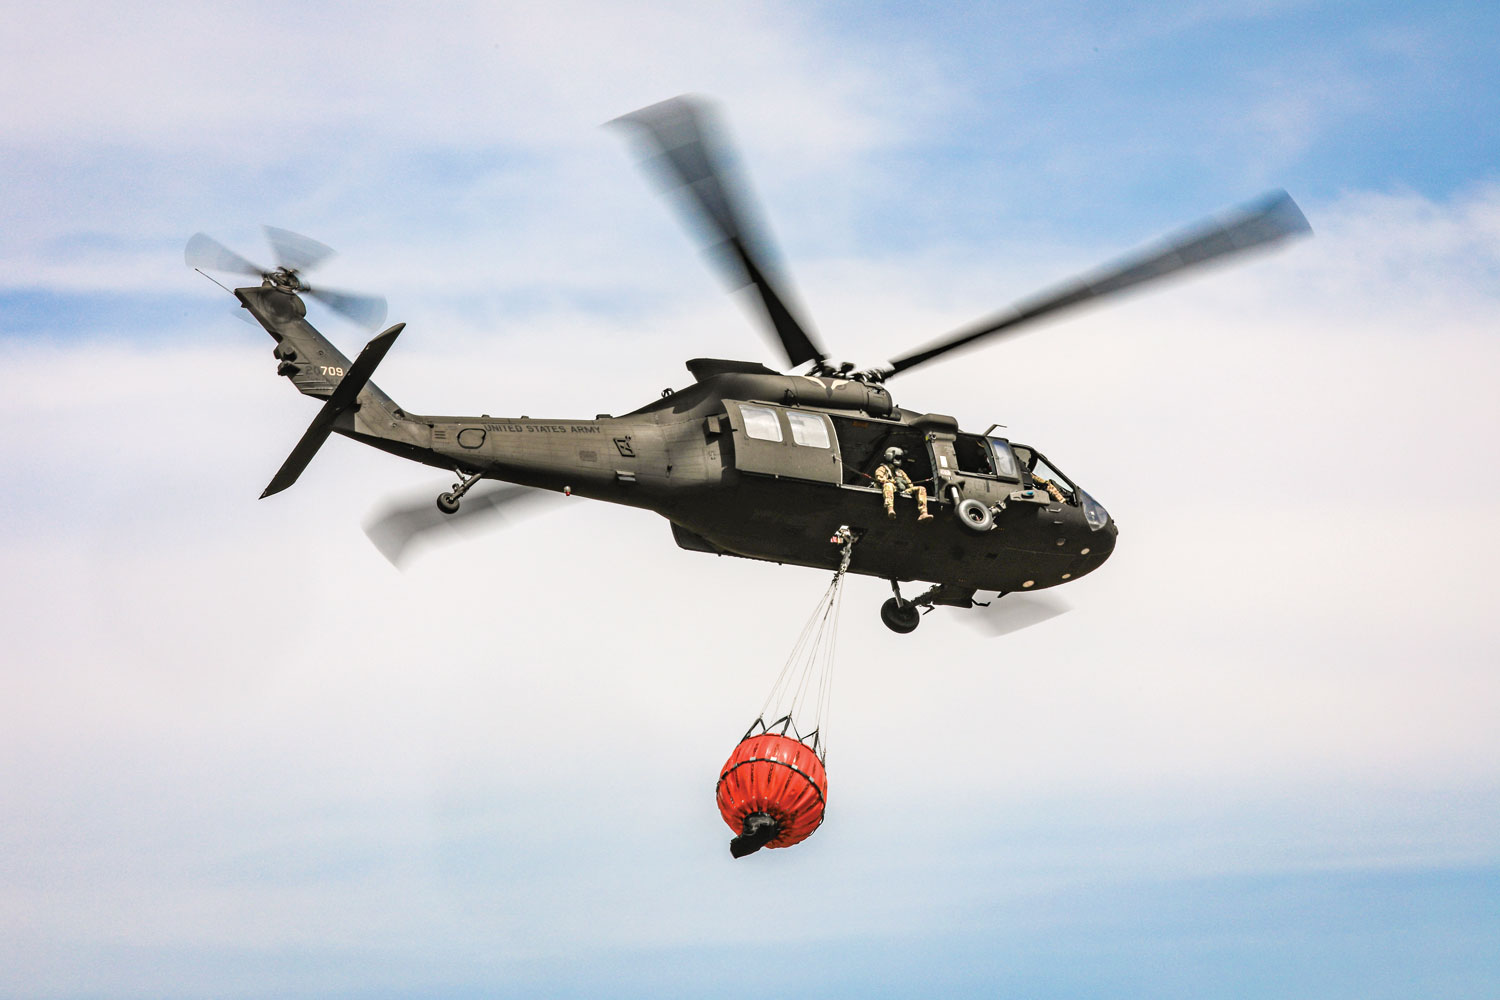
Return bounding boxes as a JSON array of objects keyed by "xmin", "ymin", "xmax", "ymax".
[
  {"xmin": 0, "ymin": 2, "xmax": 911, "ymax": 149},
  {"xmin": 0, "ymin": 0, "xmax": 952, "ymax": 307},
  {"xmin": 7, "ymin": 182, "xmax": 1498, "ymax": 733}
]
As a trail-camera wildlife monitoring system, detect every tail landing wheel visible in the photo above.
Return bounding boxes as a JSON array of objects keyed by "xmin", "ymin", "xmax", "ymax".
[
  {"xmin": 881, "ymin": 596, "xmax": 922, "ymax": 634},
  {"xmin": 436, "ymin": 469, "xmax": 484, "ymax": 516}
]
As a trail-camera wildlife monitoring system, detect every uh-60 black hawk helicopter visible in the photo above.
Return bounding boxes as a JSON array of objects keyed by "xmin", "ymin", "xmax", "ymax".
[{"xmin": 187, "ymin": 96, "xmax": 1310, "ymax": 634}]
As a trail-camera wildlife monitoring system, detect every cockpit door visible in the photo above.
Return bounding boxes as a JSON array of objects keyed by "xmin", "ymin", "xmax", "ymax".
[
  {"xmin": 723, "ymin": 400, "xmax": 843, "ymax": 485},
  {"xmin": 926, "ymin": 432, "xmax": 960, "ymax": 499},
  {"xmin": 933, "ymin": 433, "xmax": 1027, "ymax": 506}
]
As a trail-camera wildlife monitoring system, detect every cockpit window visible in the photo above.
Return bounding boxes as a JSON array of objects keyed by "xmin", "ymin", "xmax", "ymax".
[
  {"xmin": 986, "ymin": 437, "xmax": 1019, "ymax": 480},
  {"xmin": 1028, "ymin": 453, "xmax": 1075, "ymax": 503},
  {"xmin": 954, "ymin": 434, "xmax": 994, "ymax": 476}
]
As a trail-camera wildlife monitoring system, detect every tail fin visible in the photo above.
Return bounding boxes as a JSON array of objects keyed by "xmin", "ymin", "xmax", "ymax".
[
  {"xmin": 260, "ymin": 324, "xmax": 404, "ymax": 497},
  {"xmin": 234, "ymin": 283, "xmax": 424, "ymax": 497}
]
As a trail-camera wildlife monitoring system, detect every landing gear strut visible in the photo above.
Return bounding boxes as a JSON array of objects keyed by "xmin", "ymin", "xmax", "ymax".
[
  {"xmin": 881, "ymin": 580, "xmax": 923, "ymax": 634},
  {"xmin": 880, "ymin": 581, "xmax": 981, "ymax": 633},
  {"xmin": 436, "ymin": 469, "xmax": 484, "ymax": 515}
]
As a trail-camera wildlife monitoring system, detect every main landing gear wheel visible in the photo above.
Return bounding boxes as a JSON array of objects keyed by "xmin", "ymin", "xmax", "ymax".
[
  {"xmin": 955, "ymin": 498, "xmax": 994, "ymax": 533},
  {"xmin": 881, "ymin": 597, "xmax": 921, "ymax": 634},
  {"xmin": 436, "ymin": 492, "xmax": 461, "ymax": 515}
]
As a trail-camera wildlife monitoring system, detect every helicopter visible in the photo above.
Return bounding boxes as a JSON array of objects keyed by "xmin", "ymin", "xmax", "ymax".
[{"xmin": 186, "ymin": 96, "xmax": 1310, "ymax": 634}]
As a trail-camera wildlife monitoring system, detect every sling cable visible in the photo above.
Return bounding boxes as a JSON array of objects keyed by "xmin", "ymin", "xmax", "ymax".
[{"xmin": 716, "ymin": 527, "xmax": 855, "ymax": 858}]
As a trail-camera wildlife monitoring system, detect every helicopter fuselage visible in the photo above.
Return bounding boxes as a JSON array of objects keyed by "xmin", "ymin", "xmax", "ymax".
[{"xmin": 239, "ymin": 284, "xmax": 1116, "ymax": 598}]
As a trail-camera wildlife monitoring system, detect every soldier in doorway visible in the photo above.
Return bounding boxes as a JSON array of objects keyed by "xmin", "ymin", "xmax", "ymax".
[{"xmin": 874, "ymin": 447, "xmax": 932, "ymax": 522}]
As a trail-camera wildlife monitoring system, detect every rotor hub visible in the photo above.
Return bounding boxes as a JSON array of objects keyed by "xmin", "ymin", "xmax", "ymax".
[{"xmin": 266, "ymin": 268, "xmax": 306, "ymax": 293}]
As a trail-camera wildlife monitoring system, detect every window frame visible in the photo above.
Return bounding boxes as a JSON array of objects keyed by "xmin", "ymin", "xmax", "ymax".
[{"xmin": 985, "ymin": 437, "xmax": 1022, "ymax": 482}]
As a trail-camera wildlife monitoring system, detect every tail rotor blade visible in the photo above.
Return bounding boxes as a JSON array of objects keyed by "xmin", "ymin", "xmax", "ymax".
[
  {"xmin": 263, "ymin": 226, "xmax": 337, "ymax": 274},
  {"xmin": 308, "ymin": 286, "xmax": 388, "ymax": 331},
  {"xmin": 185, "ymin": 232, "xmax": 265, "ymax": 278},
  {"xmin": 883, "ymin": 191, "xmax": 1312, "ymax": 378}
]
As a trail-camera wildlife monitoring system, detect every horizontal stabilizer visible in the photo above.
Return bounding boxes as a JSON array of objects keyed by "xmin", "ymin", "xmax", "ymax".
[{"xmin": 261, "ymin": 323, "xmax": 404, "ymax": 498}]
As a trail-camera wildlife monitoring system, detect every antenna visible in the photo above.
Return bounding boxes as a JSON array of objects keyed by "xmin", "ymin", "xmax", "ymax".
[{"xmin": 194, "ymin": 267, "xmax": 234, "ymax": 295}]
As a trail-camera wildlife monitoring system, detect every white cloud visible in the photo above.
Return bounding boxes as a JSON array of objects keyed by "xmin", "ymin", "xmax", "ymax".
[
  {"xmin": 0, "ymin": 0, "xmax": 952, "ymax": 303},
  {"xmin": 4, "ymin": 182, "xmax": 1499, "ymax": 996},
  {"xmin": 0, "ymin": 2, "xmax": 907, "ymax": 149}
]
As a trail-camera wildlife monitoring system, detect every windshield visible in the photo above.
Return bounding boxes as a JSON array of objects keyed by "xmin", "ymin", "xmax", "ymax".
[{"xmin": 1012, "ymin": 444, "xmax": 1077, "ymax": 504}]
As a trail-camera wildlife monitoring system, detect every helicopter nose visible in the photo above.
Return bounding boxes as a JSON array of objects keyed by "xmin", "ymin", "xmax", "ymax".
[
  {"xmin": 1055, "ymin": 497, "xmax": 1116, "ymax": 585},
  {"xmin": 1077, "ymin": 513, "xmax": 1117, "ymax": 565}
]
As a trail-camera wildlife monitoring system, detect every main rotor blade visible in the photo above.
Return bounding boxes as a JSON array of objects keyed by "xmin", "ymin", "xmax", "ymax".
[
  {"xmin": 185, "ymin": 232, "xmax": 265, "ymax": 278},
  {"xmin": 263, "ymin": 226, "xmax": 337, "ymax": 274},
  {"xmin": 612, "ymin": 96, "xmax": 827, "ymax": 370},
  {"xmin": 963, "ymin": 592, "xmax": 1071, "ymax": 638},
  {"xmin": 883, "ymin": 190, "xmax": 1312, "ymax": 378},
  {"xmin": 308, "ymin": 286, "xmax": 388, "ymax": 331},
  {"xmin": 363, "ymin": 482, "xmax": 558, "ymax": 567}
]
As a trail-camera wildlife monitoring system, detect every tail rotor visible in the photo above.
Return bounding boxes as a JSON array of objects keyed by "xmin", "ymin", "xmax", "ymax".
[{"xmin": 185, "ymin": 226, "xmax": 387, "ymax": 330}]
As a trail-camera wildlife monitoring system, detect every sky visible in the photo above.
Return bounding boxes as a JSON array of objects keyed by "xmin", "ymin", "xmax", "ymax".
[{"xmin": 2, "ymin": 2, "xmax": 1499, "ymax": 997}]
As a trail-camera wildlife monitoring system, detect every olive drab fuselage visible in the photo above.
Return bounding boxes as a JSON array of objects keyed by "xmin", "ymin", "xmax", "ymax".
[{"xmin": 239, "ymin": 282, "xmax": 1117, "ymax": 598}]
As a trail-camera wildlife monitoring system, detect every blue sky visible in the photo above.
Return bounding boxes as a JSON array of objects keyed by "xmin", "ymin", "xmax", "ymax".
[{"xmin": 2, "ymin": 3, "xmax": 1498, "ymax": 998}]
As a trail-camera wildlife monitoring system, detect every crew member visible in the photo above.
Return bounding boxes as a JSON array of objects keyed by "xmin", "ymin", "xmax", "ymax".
[
  {"xmin": 874, "ymin": 447, "xmax": 932, "ymax": 522},
  {"xmin": 1031, "ymin": 470, "xmax": 1066, "ymax": 503}
]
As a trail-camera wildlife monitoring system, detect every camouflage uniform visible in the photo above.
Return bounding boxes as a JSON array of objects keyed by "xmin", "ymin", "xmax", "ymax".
[
  {"xmin": 875, "ymin": 463, "xmax": 932, "ymax": 520},
  {"xmin": 1033, "ymin": 475, "xmax": 1066, "ymax": 503}
]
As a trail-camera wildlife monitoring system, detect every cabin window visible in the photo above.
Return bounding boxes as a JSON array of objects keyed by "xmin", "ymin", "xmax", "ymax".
[
  {"xmin": 741, "ymin": 404, "xmax": 783, "ymax": 442},
  {"xmin": 787, "ymin": 410, "xmax": 831, "ymax": 449},
  {"xmin": 987, "ymin": 437, "xmax": 1020, "ymax": 479}
]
